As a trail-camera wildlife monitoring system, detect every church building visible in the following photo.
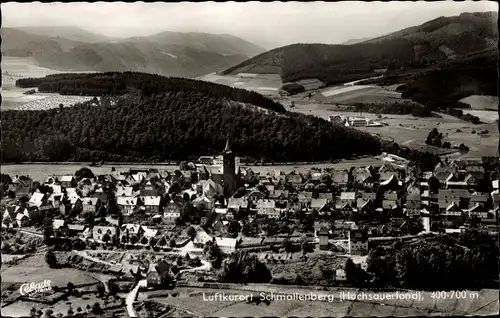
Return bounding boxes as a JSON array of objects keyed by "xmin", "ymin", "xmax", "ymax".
[{"xmin": 204, "ymin": 137, "xmax": 242, "ymax": 197}]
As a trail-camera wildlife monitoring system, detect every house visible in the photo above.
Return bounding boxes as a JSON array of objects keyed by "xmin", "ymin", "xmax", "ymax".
[
  {"xmin": 117, "ymin": 197, "xmax": 139, "ymax": 215},
  {"xmin": 194, "ymin": 229, "xmax": 214, "ymax": 247},
  {"xmin": 9, "ymin": 176, "xmax": 32, "ymax": 198},
  {"xmin": 318, "ymin": 193, "xmax": 333, "ymax": 202},
  {"xmin": 438, "ymin": 189, "xmax": 471, "ymax": 210},
  {"xmin": 192, "ymin": 195, "xmax": 214, "ymax": 211},
  {"xmin": 361, "ymin": 192, "xmax": 377, "ymax": 201},
  {"xmin": 164, "ymin": 202, "xmax": 182, "ymax": 222},
  {"xmin": 122, "ymin": 223, "xmax": 144, "ymax": 237},
  {"xmin": 256, "ymin": 199, "xmax": 279, "ymax": 218},
  {"xmin": 269, "ymin": 190, "xmax": 290, "ymax": 200},
  {"xmin": 379, "ymin": 164, "xmax": 397, "ymax": 182},
  {"xmin": 67, "ymin": 224, "xmax": 86, "ymax": 237},
  {"xmin": 60, "ymin": 176, "xmax": 75, "ymax": 188},
  {"xmin": 286, "ymin": 174, "xmax": 303, "ymax": 185},
  {"xmin": 82, "ymin": 197, "xmax": 100, "ymax": 214},
  {"xmin": 469, "ymin": 192, "xmax": 489, "ymax": 209},
  {"xmin": 244, "ymin": 190, "xmax": 266, "ymax": 202},
  {"xmin": 298, "ymin": 192, "xmax": 313, "ymax": 204},
  {"xmin": 444, "ymin": 202, "xmax": 462, "ymax": 216},
  {"xmin": 227, "ymin": 198, "xmax": 248, "ymax": 212},
  {"xmin": 464, "ymin": 173, "xmax": 479, "ymax": 187},
  {"xmin": 340, "ymin": 192, "xmax": 356, "ymax": 203},
  {"xmin": 146, "ymin": 264, "xmax": 163, "ymax": 287},
  {"xmin": 352, "ymin": 167, "xmax": 374, "ymax": 186},
  {"xmin": 29, "ymin": 192, "xmax": 46, "ymax": 206},
  {"xmin": 356, "ymin": 198, "xmax": 373, "ymax": 213},
  {"xmin": 468, "ymin": 204, "xmax": 489, "ymax": 219},
  {"xmin": 92, "ymin": 226, "xmax": 117, "ymax": 243},
  {"xmin": 116, "ymin": 186, "xmax": 134, "ymax": 197},
  {"xmin": 215, "ymin": 237, "xmax": 237, "ymax": 254},
  {"xmin": 48, "ymin": 184, "xmax": 63, "ymax": 195},
  {"xmin": 332, "ymin": 170, "xmax": 350, "ymax": 185},
  {"xmin": 77, "ymin": 178, "xmax": 94, "ymax": 197},
  {"xmin": 53, "ymin": 219, "xmax": 69, "ymax": 236},
  {"xmin": 141, "ymin": 196, "xmax": 161, "ymax": 214},
  {"xmin": 197, "ymin": 179, "xmax": 224, "ymax": 198},
  {"xmin": 406, "ymin": 193, "xmax": 422, "ymax": 216},
  {"xmin": 140, "ymin": 181, "xmax": 163, "ymax": 196},
  {"xmin": 16, "ymin": 212, "xmax": 29, "ymax": 227},
  {"xmin": 310, "ymin": 199, "xmax": 329, "ymax": 214}
]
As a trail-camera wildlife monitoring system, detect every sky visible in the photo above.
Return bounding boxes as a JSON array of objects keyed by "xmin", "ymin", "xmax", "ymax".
[{"xmin": 2, "ymin": 1, "xmax": 498, "ymax": 48}]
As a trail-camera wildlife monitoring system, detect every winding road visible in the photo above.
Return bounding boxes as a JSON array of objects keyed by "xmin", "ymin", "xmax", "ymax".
[{"xmin": 125, "ymin": 258, "xmax": 212, "ymax": 317}]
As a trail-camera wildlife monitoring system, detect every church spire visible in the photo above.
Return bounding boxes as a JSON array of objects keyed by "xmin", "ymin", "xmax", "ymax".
[{"xmin": 224, "ymin": 136, "xmax": 232, "ymax": 153}]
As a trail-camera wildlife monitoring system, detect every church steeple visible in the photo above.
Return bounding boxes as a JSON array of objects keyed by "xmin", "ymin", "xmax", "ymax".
[{"xmin": 223, "ymin": 136, "xmax": 232, "ymax": 154}]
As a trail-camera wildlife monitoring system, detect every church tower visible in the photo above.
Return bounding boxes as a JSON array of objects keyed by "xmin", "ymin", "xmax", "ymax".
[{"xmin": 222, "ymin": 137, "xmax": 237, "ymax": 197}]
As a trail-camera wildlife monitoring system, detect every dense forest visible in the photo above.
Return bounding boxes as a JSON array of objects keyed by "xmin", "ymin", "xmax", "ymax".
[
  {"xmin": 3, "ymin": 73, "xmax": 385, "ymax": 163},
  {"xmin": 16, "ymin": 72, "xmax": 286, "ymax": 113},
  {"xmin": 360, "ymin": 48, "xmax": 498, "ymax": 110},
  {"xmin": 223, "ymin": 39, "xmax": 418, "ymax": 86},
  {"xmin": 367, "ymin": 231, "xmax": 499, "ymax": 290},
  {"xmin": 351, "ymin": 102, "xmax": 433, "ymax": 117},
  {"xmin": 223, "ymin": 12, "xmax": 497, "ymax": 89}
]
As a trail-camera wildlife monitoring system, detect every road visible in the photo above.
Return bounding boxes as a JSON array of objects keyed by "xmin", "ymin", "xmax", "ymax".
[
  {"xmin": 124, "ymin": 255, "xmax": 211, "ymax": 317},
  {"xmin": 126, "ymin": 279, "xmax": 147, "ymax": 318}
]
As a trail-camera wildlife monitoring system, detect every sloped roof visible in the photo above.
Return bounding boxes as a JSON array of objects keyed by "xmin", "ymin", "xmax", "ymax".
[
  {"xmin": 311, "ymin": 198, "xmax": 328, "ymax": 209},
  {"xmin": 142, "ymin": 196, "xmax": 161, "ymax": 206},
  {"xmin": 340, "ymin": 192, "xmax": 356, "ymax": 201},
  {"xmin": 117, "ymin": 196, "xmax": 138, "ymax": 206}
]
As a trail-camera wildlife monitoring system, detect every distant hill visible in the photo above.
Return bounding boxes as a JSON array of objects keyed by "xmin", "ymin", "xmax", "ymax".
[
  {"xmin": 15, "ymin": 26, "xmax": 116, "ymax": 43},
  {"xmin": 2, "ymin": 27, "xmax": 265, "ymax": 78},
  {"xmin": 222, "ymin": 12, "xmax": 498, "ymax": 87},
  {"xmin": 2, "ymin": 72, "xmax": 383, "ymax": 163},
  {"xmin": 342, "ymin": 37, "xmax": 372, "ymax": 45}
]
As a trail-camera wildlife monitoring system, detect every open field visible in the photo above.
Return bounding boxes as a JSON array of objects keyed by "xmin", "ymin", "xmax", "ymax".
[
  {"xmin": 460, "ymin": 95, "xmax": 498, "ymax": 111},
  {"xmin": 1, "ymin": 254, "xmax": 99, "ymax": 287},
  {"xmin": 1, "ymin": 157, "xmax": 386, "ymax": 182},
  {"xmin": 315, "ymin": 84, "xmax": 403, "ymax": 105},
  {"xmin": 461, "ymin": 109, "xmax": 499, "ymax": 124},
  {"xmin": 198, "ymin": 72, "xmax": 282, "ymax": 96},
  {"xmin": 286, "ymin": 100, "xmax": 498, "ymax": 158},
  {"xmin": 145, "ymin": 286, "xmax": 499, "ymax": 317},
  {"xmin": 1, "ymin": 56, "xmax": 93, "ymax": 111}
]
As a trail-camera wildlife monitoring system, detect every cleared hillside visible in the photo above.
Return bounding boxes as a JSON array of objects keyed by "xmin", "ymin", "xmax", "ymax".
[{"xmin": 222, "ymin": 12, "xmax": 498, "ymax": 87}]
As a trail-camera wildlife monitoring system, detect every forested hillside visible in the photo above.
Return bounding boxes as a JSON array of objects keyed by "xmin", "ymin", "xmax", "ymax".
[
  {"xmin": 361, "ymin": 48, "xmax": 498, "ymax": 109},
  {"xmin": 367, "ymin": 232, "xmax": 499, "ymax": 290},
  {"xmin": 15, "ymin": 72, "xmax": 286, "ymax": 113},
  {"xmin": 222, "ymin": 12, "xmax": 497, "ymax": 88},
  {"xmin": 2, "ymin": 73, "xmax": 383, "ymax": 163}
]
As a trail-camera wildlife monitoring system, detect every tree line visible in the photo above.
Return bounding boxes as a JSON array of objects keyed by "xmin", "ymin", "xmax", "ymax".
[
  {"xmin": 2, "ymin": 74, "xmax": 383, "ymax": 163},
  {"xmin": 366, "ymin": 231, "xmax": 499, "ymax": 290},
  {"xmin": 15, "ymin": 72, "xmax": 287, "ymax": 113}
]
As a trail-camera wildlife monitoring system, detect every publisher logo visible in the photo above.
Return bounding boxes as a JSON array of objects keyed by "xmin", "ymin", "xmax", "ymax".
[{"xmin": 20, "ymin": 280, "xmax": 53, "ymax": 296}]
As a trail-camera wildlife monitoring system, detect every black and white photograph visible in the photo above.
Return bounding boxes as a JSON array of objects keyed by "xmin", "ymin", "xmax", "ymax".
[{"xmin": 1, "ymin": 1, "xmax": 499, "ymax": 317}]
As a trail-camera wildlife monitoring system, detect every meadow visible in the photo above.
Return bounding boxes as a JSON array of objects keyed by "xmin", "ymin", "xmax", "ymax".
[{"xmin": 1, "ymin": 56, "xmax": 93, "ymax": 111}]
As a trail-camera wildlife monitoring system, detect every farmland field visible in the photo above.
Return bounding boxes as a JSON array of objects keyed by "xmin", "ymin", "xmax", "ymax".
[
  {"xmin": 316, "ymin": 85, "xmax": 402, "ymax": 104},
  {"xmin": 1, "ymin": 157, "xmax": 386, "ymax": 183},
  {"xmin": 287, "ymin": 100, "xmax": 498, "ymax": 158},
  {"xmin": 198, "ymin": 72, "xmax": 282, "ymax": 96},
  {"xmin": 460, "ymin": 95, "xmax": 498, "ymax": 111},
  {"xmin": 461, "ymin": 109, "xmax": 499, "ymax": 124},
  {"xmin": 1, "ymin": 254, "xmax": 99, "ymax": 287},
  {"xmin": 1, "ymin": 56, "xmax": 93, "ymax": 111}
]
